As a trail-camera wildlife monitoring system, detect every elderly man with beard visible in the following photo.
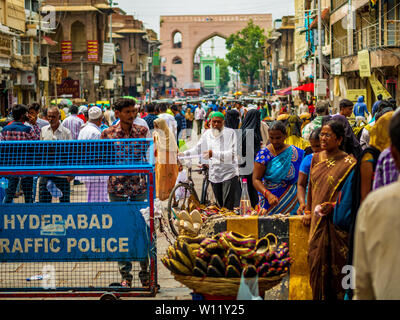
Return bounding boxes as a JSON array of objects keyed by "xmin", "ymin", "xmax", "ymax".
[{"xmin": 179, "ymin": 112, "xmax": 241, "ymax": 210}]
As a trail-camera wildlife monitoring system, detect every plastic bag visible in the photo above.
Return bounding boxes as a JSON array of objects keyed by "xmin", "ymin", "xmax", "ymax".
[
  {"xmin": 236, "ymin": 272, "xmax": 262, "ymax": 300},
  {"xmin": 46, "ymin": 180, "xmax": 63, "ymax": 198}
]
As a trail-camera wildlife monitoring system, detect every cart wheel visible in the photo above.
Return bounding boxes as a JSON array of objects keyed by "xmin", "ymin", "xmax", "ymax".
[{"xmin": 100, "ymin": 293, "xmax": 119, "ymax": 301}]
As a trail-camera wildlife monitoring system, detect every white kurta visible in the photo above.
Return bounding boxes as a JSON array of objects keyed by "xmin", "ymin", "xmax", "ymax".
[
  {"xmin": 77, "ymin": 122, "xmax": 109, "ymax": 202},
  {"xmin": 183, "ymin": 127, "xmax": 239, "ymax": 184}
]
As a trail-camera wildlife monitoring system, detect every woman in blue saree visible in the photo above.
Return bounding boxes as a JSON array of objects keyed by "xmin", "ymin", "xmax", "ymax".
[{"xmin": 253, "ymin": 121, "xmax": 304, "ymax": 215}]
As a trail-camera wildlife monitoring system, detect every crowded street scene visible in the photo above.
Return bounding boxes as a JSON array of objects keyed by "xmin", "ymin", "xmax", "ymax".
[{"xmin": 1, "ymin": 0, "xmax": 400, "ymax": 307}]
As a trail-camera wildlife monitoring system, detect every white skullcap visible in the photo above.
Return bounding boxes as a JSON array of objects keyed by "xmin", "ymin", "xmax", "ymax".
[{"xmin": 88, "ymin": 106, "xmax": 102, "ymax": 120}]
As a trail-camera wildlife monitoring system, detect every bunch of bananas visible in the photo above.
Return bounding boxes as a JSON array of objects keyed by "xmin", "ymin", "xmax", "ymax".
[{"xmin": 161, "ymin": 231, "xmax": 292, "ymax": 278}]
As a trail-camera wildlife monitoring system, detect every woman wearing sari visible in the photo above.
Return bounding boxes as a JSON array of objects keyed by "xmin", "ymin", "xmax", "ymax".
[
  {"xmin": 153, "ymin": 118, "xmax": 179, "ymax": 201},
  {"xmin": 253, "ymin": 121, "xmax": 304, "ymax": 215},
  {"xmin": 301, "ymin": 120, "xmax": 357, "ymax": 300}
]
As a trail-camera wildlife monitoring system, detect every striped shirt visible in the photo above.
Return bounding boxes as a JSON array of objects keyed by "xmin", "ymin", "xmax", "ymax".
[
  {"xmin": 373, "ymin": 147, "xmax": 399, "ymax": 190},
  {"xmin": 62, "ymin": 115, "xmax": 84, "ymax": 140}
]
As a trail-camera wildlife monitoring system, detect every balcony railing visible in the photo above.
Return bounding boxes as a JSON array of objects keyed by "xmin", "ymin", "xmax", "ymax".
[
  {"xmin": 354, "ymin": 21, "xmax": 400, "ymax": 51},
  {"xmin": 354, "ymin": 23, "xmax": 379, "ymax": 52}
]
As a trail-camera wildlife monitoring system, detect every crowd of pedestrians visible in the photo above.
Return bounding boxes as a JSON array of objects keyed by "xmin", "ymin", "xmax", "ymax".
[{"xmin": 1, "ymin": 94, "xmax": 400, "ymax": 299}]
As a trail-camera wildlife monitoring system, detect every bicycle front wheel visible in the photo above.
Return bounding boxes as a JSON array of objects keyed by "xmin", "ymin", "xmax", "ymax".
[{"xmin": 167, "ymin": 183, "xmax": 199, "ymax": 237}]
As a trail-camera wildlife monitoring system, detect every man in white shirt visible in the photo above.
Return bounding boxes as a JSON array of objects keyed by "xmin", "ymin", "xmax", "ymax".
[
  {"xmin": 194, "ymin": 103, "xmax": 206, "ymax": 136},
  {"xmin": 353, "ymin": 110, "xmax": 400, "ymax": 300},
  {"xmin": 179, "ymin": 111, "xmax": 241, "ymax": 210},
  {"xmin": 158, "ymin": 104, "xmax": 177, "ymax": 140},
  {"xmin": 39, "ymin": 106, "xmax": 73, "ymax": 203},
  {"xmin": 78, "ymin": 106, "xmax": 109, "ymax": 202},
  {"xmin": 298, "ymin": 99, "xmax": 308, "ymax": 115},
  {"xmin": 61, "ymin": 105, "xmax": 84, "ymax": 140}
]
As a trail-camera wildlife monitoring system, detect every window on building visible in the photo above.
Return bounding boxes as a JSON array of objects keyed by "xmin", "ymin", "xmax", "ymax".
[
  {"xmin": 71, "ymin": 21, "xmax": 86, "ymax": 52},
  {"xmin": 173, "ymin": 32, "xmax": 182, "ymax": 48},
  {"xmin": 172, "ymin": 57, "xmax": 182, "ymax": 64},
  {"xmin": 205, "ymin": 65, "xmax": 212, "ymax": 81},
  {"xmin": 21, "ymin": 41, "xmax": 30, "ymax": 55}
]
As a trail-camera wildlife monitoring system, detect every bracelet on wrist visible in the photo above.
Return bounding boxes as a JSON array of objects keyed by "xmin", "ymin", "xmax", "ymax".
[{"xmin": 263, "ymin": 189, "xmax": 270, "ymax": 198}]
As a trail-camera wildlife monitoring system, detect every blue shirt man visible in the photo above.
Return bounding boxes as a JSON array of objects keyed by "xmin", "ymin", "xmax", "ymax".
[
  {"xmin": 372, "ymin": 94, "xmax": 383, "ymax": 116},
  {"xmin": 353, "ymin": 96, "xmax": 370, "ymax": 118}
]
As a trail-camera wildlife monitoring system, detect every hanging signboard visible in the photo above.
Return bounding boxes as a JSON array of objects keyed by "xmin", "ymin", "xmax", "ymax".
[
  {"xmin": 358, "ymin": 50, "xmax": 371, "ymax": 78},
  {"xmin": 330, "ymin": 58, "xmax": 341, "ymax": 75},
  {"xmin": 94, "ymin": 65, "xmax": 100, "ymax": 84},
  {"xmin": 61, "ymin": 41, "xmax": 72, "ymax": 62},
  {"xmin": 87, "ymin": 40, "xmax": 99, "ymax": 62},
  {"xmin": 102, "ymin": 43, "xmax": 115, "ymax": 64}
]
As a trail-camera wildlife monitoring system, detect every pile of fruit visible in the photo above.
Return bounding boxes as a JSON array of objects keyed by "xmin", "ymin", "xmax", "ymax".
[{"xmin": 161, "ymin": 231, "xmax": 292, "ymax": 278}]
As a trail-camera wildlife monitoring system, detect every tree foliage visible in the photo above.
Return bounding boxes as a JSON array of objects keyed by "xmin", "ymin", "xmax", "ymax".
[
  {"xmin": 225, "ymin": 20, "xmax": 266, "ymax": 88},
  {"xmin": 216, "ymin": 58, "xmax": 230, "ymax": 91}
]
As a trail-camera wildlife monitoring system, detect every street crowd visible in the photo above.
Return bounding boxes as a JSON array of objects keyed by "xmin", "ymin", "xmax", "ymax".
[{"xmin": 1, "ymin": 94, "xmax": 400, "ymax": 300}]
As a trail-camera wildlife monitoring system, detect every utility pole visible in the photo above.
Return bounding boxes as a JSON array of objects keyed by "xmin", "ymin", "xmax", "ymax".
[
  {"xmin": 317, "ymin": 0, "xmax": 323, "ymax": 79},
  {"xmin": 37, "ymin": 0, "xmax": 42, "ymax": 103},
  {"xmin": 80, "ymin": 56, "xmax": 84, "ymax": 99}
]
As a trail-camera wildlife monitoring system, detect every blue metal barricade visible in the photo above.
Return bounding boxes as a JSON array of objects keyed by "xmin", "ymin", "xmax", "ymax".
[{"xmin": 0, "ymin": 139, "xmax": 157, "ymax": 298}]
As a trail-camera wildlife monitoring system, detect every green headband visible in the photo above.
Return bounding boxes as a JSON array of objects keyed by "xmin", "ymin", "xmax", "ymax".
[{"xmin": 210, "ymin": 111, "xmax": 225, "ymax": 120}]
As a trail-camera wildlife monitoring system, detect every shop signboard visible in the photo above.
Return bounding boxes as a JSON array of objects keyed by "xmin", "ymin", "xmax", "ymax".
[
  {"xmin": 61, "ymin": 41, "xmax": 72, "ymax": 62},
  {"xmin": 358, "ymin": 50, "xmax": 371, "ymax": 78},
  {"xmin": 346, "ymin": 89, "xmax": 367, "ymax": 105},
  {"xmin": 57, "ymin": 79, "xmax": 80, "ymax": 98},
  {"xmin": 21, "ymin": 72, "xmax": 36, "ymax": 86}
]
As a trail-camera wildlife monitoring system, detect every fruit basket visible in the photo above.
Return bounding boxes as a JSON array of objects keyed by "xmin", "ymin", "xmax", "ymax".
[
  {"xmin": 173, "ymin": 274, "xmax": 286, "ymax": 297},
  {"xmin": 162, "ymin": 231, "xmax": 291, "ymax": 298}
]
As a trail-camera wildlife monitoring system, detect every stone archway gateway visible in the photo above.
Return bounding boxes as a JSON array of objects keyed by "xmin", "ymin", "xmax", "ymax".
[{"xmin": 160, "ymin": 14, "xmax": 272, "ymax": 89}]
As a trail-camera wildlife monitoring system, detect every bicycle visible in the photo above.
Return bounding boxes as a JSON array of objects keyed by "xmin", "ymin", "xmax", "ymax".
[{"xmin": 167, "ymin": 161, "xmax": 216, "ymax": 236}]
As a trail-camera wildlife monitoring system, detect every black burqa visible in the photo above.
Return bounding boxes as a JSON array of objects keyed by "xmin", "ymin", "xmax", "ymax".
[
  {"xmin": 225, "ymin": 109, "xmax": 241, "ymax": 129},
  {"xmin": 239, "ymin": 109, "xmax": 263, "ymax": 208}
]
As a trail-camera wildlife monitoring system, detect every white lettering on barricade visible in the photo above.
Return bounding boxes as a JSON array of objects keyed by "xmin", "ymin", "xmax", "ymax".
[
  {"xmin": 1, "ymin": 237, "xmax": 132, "ymax": 254},
  {"xmin": 2, "ymin": 214, "xmax": 114, "ymax": 230},
  {"xmin": 0, "ymin": 213, "xmax": 138, "ymax": 257}
]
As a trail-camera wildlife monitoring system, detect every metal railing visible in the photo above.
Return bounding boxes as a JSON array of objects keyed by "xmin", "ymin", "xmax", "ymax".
[{"xmin": 353, "ymin": 23, "xmax": 379, "ymax": 52}]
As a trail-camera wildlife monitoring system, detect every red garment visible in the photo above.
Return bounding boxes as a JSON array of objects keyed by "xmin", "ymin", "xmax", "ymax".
[
  {"xmin": 308, "ymin": 104, "xmax": 315, "ymax": 115},
  {"xmin": 77, "ymin": 114, "xmax": 86, "ymax": 123},
  {"xmin": 140, "ymin": 112, "xmax": 148, "ymax": 118}
]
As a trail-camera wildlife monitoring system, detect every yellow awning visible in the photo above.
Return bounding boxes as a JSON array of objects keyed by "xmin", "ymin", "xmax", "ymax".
[
  {"xmin": 41, "ymin": 5, "xmax": 100, "ymax": 12},
  {"xmin": 115, "ymin": 28, "xmax": 147, "ymax": 34}
]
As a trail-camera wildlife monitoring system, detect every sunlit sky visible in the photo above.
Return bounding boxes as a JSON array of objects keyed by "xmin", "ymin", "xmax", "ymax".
[{"xmin": 117, "ymin": 0, "xmax": 295, "ymax": 58}]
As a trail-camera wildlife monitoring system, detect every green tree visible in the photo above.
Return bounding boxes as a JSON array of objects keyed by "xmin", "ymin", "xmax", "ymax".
[
  {"xmin": 216, "ymin": 58, "xmax": 230, "ymax": 92},
  {"xmin": 225, "ymin": 20, "xmax": 266, "ymax": 90}
]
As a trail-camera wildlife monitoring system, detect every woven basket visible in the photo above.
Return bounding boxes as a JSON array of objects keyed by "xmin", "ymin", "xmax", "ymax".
[{"xmin": 174, "ymin": 273, "xmax": 286, "ymax": 297}]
